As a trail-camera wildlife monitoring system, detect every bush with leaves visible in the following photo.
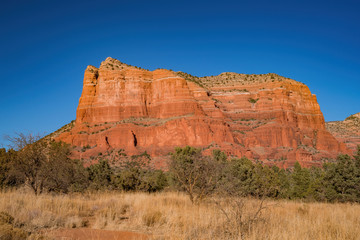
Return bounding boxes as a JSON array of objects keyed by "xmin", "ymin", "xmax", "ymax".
[
  {"xmin": 87, "ymin": 160, "xmax": 112, "ymax": 190},
  {"xmin": 169, "ymin": 146, "xmax": 223, "ymax": 204},
  {"xmin": 218, "ymin": 157, "xmax": 255, "ymax": 197},
  {"xmin": 322, "ymin": 154, "xmax": 360, "ymax": 202},
  {"xmin": 7, "ymin": 133, "xmax": 88, "ymax": 194},
  {"xmin": 289, "ymin": 162, "xmax": 311, "ymax": 199},
  {"xmin": 45, "ymin": 141, "xmax": 88, "ymax": 193},
  {"xmin": 111, "ymin": 152, "xmax": 169, "ymax": 192},
  {"xmin": 3, "ymin": 132, "xmax": 360, "ymax": 203},
  {"xmin": 218, "ymin": 157, "xmax": 281, "ymax": 198}
]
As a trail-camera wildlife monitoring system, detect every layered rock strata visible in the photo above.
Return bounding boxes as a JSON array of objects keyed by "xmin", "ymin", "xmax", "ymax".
[
  {"xmin": 55, "ymin": 57, "xmax": 349, "ymax": 167},
  {"xmin": 326, "ymin": 113, "xmax": 360, "ymax": 153}
]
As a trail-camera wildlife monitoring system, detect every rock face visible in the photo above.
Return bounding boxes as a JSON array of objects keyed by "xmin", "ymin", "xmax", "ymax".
[
  {"xmin": 326, "ymin": 113, "xmax": 360, "ymax": 153},
  {"xmin": 55, "ymin": 57, "xmax": 349, "ymax": 167}
]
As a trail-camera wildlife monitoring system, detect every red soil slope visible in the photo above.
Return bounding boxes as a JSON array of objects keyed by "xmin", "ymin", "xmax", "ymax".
[{"xmin": 48, "ymin": 228, "xmax": 148, "ymax": 240}]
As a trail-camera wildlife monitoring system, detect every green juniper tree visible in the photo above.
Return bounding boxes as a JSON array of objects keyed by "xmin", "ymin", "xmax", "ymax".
[{"xmin": 323, "ymin": 154, "xmax": 360, "ymax": 202}]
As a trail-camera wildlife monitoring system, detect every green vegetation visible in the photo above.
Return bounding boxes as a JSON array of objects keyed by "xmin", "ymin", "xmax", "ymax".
[
  {"xmin": 1, "ymin": 134, "xmax": 360, "ymax": 203},
  {"xmin": 169, "ymin": 147, "xmax": 221, "ymax": 204},
  {"xmin": 212, "ymin": 98, "xmax": 222, "ymax": 103},
  {"xmin": 345, "ymin": 115, "xmax": 357, "ymax": 121},
  {"xmin": 81, "ymin": 144, "xmax": 91, "ymax": 152},
  {"xmin": 175, "ymin": 71, "xmax": 205, "ymax": 88},
  {"xmin": 248, "ymin": 98, "xmax": 259, "ymax": 104},
  {"xmin": 169, "ymin": 146, "xmax": 360, "ymax": 203},
  {"xmin": 217, "ymin": 88, "xmax": 249, "ymax": 93},
  {"xmin": 2, "ymin": 134, "xmax": 88, "ymax": 194}
]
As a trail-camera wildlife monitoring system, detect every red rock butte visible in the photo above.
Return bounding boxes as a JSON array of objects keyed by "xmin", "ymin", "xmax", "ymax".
[{"xmin": 53, "ymin": 57, "xmax": 351, "ymax": 168}]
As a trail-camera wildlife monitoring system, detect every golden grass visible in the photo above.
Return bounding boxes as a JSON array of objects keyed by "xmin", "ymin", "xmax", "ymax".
[{"xmin": 0, "ymin": 189, "xmax": 359, "ymax": 239}]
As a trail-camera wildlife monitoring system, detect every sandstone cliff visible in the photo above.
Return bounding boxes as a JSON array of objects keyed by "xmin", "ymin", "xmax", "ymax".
[
  {"xmin": 326, "ymin": 113, "xmax": 360, "ymax": 153},
  {"xmin": 55, "ymin": 57, "xmax": 349, "ymax": 167}
]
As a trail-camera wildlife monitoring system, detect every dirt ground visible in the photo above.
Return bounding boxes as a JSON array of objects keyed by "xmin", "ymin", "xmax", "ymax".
[{"xmin": 47, "ymin": 228, "xmax": 149, "ymax": 240}]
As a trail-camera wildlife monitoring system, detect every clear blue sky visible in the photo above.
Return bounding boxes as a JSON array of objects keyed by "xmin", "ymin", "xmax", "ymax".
[{"xmin": 1, "ymin": 0, "xmax": 359, "ymax": 147}]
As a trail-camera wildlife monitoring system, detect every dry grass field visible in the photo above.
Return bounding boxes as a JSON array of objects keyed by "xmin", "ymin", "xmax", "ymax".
[{"xmin": 0, "ymin": 190, "xmax": 359, "ymax": 239}]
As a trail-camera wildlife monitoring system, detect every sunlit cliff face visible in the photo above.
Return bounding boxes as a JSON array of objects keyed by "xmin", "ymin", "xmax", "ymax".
[{"xmin": 54, "ymin": 57, "xmax": 349, "ymax": 168}]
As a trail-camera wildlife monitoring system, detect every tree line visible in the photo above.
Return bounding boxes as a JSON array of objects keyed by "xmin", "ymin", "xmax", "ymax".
[{"xmin": 1, "ymin": 134, "xmax": 359, "ymax": 203}]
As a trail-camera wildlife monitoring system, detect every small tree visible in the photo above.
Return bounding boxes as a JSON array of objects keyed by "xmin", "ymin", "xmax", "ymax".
[
  {"xmin": 9, "ymin": 134, "xmax": 48, "ymax": 194},
  {"xmin": 46, "ymin": 141, "xmax": 88, "ymax": 193},
  {"xmin": 323, "ymin": 154, "xmax": 360, "ymax": 202},
  {"xmin": 110, "ymin": 151, "xmax": 169, "ymax": 192},
  {"xmin": 87, "ymin": 160, "xmax": 112, "ymax": 190},
  {"xmin": 290, "ymin": 162, "xmax": 311, "ymax": 199},
  {"xmin": 7, "ymin": 133, "xmax": 87, "ymax": 194},
  {"xmin": 219, "ymin": 157, "xmax": 255, "ymax": 196},
  {"xmin": 169, "ymin": 146, "xmax": 221, "ymax": 204}
]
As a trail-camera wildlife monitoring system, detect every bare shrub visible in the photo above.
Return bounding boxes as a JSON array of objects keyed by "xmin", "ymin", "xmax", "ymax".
[{"xmin": 213, "ymin": 197, "xmax": 269, "ymax": 239}]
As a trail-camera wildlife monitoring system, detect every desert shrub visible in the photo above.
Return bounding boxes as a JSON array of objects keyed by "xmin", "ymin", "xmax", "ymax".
[
  {"xmin": 87, "ymin": 160, "xmax": 112, "ymax": 190},
  {"xmin": 168, "ymin": 146, "xmax": 360, "ymax": 203},
  {"xmin": 169, "ymin": 146, "xmax": 223, "ymax": 203},
  {"xmin": 111, "ymin": 154, "xmax": 169, "ymax": 192},
  {"xmin": 137, "ymin": 169, "xmax": 169, "ymax": 192},
  {"xmin": 251, "ymin": 164, "xmax": 283, "ymax": 197},
  {"xmin": 111, "ymin": 167, "xmax": 142, "ymax": 191},
  {"xmin": 345, "ymin": 115, "xmax": 357, "ymax": 121},
  {"xmin": 322, "ymin": 154, "xmax": 360, "ymax": 202},
  {"xmin": 4, "ymin": 132, "xmax": 360, "ymax": 203},
  {"xmin": 6, "ymin": 133, "xmax": 88, "ymax": 194},
  {"xmin": 86, "ymin": 152, "xmax": 169, "ymax": 192},
  {"xmin": 218, "ymin": 157, "xmax": 255, "ymax": 196},
  {"xmin": 218, "ymin": 157, "xmax": 278, "ymax": 198},
  {"xmin": 248, "ymin": 98, "xmax": 259, "ymax": 104},
  {"xmin": 45, "ymin": 141, "xmax": 89, "ymax": 193},
  {"xmin": 214, "ymin": 197, "xmax": 269, "ymax": 240}
]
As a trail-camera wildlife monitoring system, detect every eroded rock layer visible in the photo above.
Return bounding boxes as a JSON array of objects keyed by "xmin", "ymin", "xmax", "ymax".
[
  {"xmin": 326, "ymin": 113, "xmax": 360, "ymax": 153},
  {"xmin": 55, "ymin": 57, "xmax": 349, "ymax": 167}
]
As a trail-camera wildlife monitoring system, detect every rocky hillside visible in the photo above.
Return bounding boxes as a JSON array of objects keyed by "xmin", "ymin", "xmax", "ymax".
[
  {"xmin": 326, "ymin": 113, "xmax": 360, "ymax": 152},
  {"xmin": 54, "ymin": 57, "xmax": 349, "ymax": 167}
]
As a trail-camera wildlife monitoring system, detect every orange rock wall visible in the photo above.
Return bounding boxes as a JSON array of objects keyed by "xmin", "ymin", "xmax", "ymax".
[{"xmin": 56, "ymin": 58, "xmax": 349, "ymax": 167}]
